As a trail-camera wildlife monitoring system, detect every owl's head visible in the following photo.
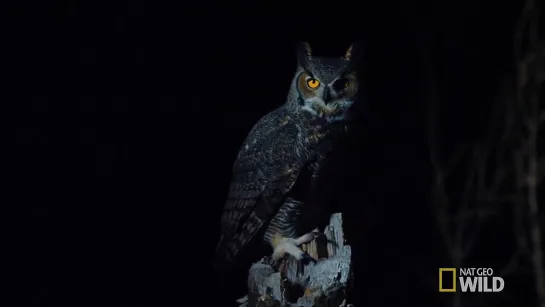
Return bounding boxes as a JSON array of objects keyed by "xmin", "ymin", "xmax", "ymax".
[{"xmin": 289, "ymin": 42, "xmax": 359, "ymax": 123}]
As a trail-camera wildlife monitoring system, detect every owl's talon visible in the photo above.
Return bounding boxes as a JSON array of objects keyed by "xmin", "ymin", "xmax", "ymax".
[
  {"xmin": 302, "ymin": 230, "xmax": 339, "ymax": 247},
  {"xmin": 271, "ymin": 232, "xmax": 321, "ymax": 263},
  {"xmin": 301, "ymin": 251, "xmax": 317, "ymax": 264},
  {"xmin": 272, "ymin": 236, "xmax": 305, "ymax": 261},
  {"xmin": 236, "ymin": 295, "xmax": 248, "ymax": 304},
  {"xmin": 294, "ymin": 232, "xmax": 318, "ymax": 246}
]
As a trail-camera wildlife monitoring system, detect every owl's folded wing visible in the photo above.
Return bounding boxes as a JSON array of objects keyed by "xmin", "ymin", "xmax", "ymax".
[{"xmin": 214, "ymin": 115, "xmax": 304, "ymax": 270}]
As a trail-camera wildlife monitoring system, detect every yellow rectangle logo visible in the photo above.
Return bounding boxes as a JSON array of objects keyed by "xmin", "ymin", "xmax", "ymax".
[{"xmin": 439, "ymin": 268, "xmax": 456, "ymax": 292}]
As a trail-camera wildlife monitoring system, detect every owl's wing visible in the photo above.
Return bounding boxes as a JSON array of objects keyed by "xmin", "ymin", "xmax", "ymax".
[{"xmin": 215, "ymin": 113, "xmax": 304, "ymax": 269}]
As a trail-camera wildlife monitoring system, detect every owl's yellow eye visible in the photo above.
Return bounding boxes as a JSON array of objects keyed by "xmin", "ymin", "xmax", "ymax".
[{"xmin": 307, "ymin": 78, "xmax": 320, "ymax": 89}]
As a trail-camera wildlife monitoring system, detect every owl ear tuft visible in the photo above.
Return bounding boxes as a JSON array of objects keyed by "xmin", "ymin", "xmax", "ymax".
[
  {"xmin": 343, "ymin": 44, "xmax": 354, "ymax": 61},
  {"xmin": 299, "ymin": 42, "xmax": 312, "ymax": 56},
  {"xmin": 296, "ymin": 42, "xmax": 312, "ymax": 65}
]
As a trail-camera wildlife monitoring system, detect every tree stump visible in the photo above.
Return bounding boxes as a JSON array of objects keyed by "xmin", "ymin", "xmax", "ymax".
[{"xmin": 237, "ymin": 213, "xmax": 354, "ymax": 307}]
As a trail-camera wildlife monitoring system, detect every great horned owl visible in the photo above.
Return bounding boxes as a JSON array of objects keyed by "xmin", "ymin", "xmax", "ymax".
[{"xmin": 215, "ymin": 42, "xmax": 359, "ymax": 271}]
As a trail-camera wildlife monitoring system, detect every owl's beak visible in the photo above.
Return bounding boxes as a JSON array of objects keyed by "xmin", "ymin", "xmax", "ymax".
[{"xmin": 323, "ymin": 86, "xmax": 331, "ymax": 103}]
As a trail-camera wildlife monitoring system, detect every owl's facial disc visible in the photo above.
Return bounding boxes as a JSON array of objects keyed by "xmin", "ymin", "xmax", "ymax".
[{"xmin": 296, "ymin": 71, "xmax": 357, "ymax": 122}]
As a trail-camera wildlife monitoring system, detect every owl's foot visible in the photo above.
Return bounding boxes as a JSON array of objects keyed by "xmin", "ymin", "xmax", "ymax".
[
  {"xmin": 236, "ymin": 295, "xmax": 248, "ymax": 307},
  {"xmin": 271, "ymin": 233, "xmax": 318, "ymax": 263}
]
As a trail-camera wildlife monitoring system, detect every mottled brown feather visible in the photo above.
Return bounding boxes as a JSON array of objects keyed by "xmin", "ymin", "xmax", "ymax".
[{"xmin": 215, "ymin": 107, "xmax": 308, "ymax": 268}]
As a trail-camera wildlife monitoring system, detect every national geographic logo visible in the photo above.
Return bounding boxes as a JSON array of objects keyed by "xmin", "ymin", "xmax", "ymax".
[{"xmin": 439, "ymin": 268, "xmax": 505, "ymax": 293}]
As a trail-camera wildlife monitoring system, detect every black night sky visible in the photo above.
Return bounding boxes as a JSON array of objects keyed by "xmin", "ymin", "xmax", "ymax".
[{"xmin": 12, "ymin": 0, "xmax": 543, "ymax": 306}]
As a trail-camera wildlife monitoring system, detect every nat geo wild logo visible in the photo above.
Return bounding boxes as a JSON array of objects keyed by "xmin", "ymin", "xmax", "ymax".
[{"xmin": 439, "ymin": 268, "xmax": 505, "ymax": 293}]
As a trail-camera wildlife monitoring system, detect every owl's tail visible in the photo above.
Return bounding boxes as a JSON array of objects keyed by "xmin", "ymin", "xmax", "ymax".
[
  {"xmin": 214, "ymin": 235, "xmax": 224, "ymax": 254},
  {"xmin": 213, "ymin": 235, "xmax": 236, "ymax": 273},
  {"xmin": 213, "ymin": 235, "xmax": 250, "ymax": 304}
]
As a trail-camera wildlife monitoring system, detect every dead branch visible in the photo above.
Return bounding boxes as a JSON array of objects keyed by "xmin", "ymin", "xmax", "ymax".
[
  {"xmin": 512, "ymin": 0, "xmax": 545, "ymax": 304},
  {"xmin": 426, "ymin": 48, "xmax": 516, "ymax": 307}
]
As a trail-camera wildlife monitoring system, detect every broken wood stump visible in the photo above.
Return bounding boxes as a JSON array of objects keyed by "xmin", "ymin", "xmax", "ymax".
[{"xmin": 238, "ymin": 213, "xmax": 354, "ymax": 307}]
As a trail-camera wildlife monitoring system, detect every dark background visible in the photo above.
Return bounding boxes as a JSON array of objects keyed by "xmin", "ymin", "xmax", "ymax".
[{"xmin": 11, "ymin": 0, "xmax": 531, "ymax": 306}]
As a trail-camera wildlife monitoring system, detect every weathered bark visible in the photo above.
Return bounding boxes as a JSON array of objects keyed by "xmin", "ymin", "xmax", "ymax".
[{"xmin": 237, "ymin": 213, "xmax": 354, "ymax": 307}]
